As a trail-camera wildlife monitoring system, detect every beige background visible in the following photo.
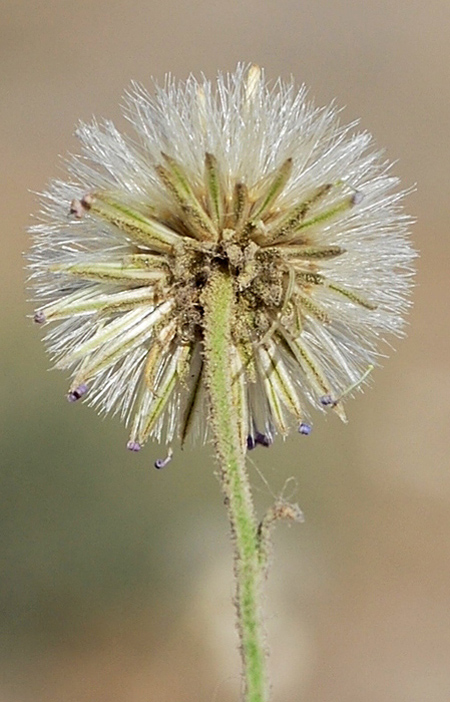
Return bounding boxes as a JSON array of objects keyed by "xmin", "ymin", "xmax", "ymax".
[{"xmin": 1, "ymin": 1, "xmax": 449, "ymax": 700}]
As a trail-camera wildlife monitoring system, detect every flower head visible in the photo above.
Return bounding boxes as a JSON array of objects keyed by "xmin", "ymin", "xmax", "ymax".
[{"xmin": 29, "ymin": 64, "xmax": 415, "ymax": 452}]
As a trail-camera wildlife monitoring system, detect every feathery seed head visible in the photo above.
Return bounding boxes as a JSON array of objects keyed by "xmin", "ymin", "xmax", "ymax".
[{"xmin": 28, "ymin": 64, "xmax": 415, "ymax": 451}]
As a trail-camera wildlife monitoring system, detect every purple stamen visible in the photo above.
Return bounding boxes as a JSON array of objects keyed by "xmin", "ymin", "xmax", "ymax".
[
  {"xmin": 33, "ymin": 311, "xmax": 46, "ymax": 324},
  {"xmin": 255, "ymin": 432, "xmax": 273, "ymax": 448},
  {"xmin": 69, "ymin": 199, "xmax": 85, "ymax": 218},
  {"xmin": 81, "ymin": 193, "xmax": 93, "ymax": 209},
  {"xmin": 298, "ymin": 423, "xmax": 312, "ymax": 435},
  {"xmin": 351, "ymin": 190, "xmax": 364, "ymax": 206},
  {"xmin": 154, "ymin": 450, "xmax": 173, "ymax": 469},
  {"xmin": 127, "ymin": 440, "xmax": 141, "ymax": 452},
  {"xmin": 247, "ymin": 435, "xmax": 256, "ymax": 451},
  {"xmin": 69, "ymin": 194, "xmax": 92, "ymax": 218},
  {"xmin": 67, "ymin": 384, "xmax": 88, "ymax": 402},
  {"xmin": 320, "ymin": 394, "xmax": 335, "ymax": 407}
]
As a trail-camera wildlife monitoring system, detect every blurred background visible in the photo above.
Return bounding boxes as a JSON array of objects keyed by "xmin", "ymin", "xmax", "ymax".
[{"xmin": 1, "ymin": 1, "xmax": 449, "ymax": 700}]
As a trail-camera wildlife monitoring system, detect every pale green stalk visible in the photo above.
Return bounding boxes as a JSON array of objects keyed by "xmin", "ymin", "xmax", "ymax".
[{"xmin": 201, "ymin": 267, "xmax": 268, "ymax": 702}]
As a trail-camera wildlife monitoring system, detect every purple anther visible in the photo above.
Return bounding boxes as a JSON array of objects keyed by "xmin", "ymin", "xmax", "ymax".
[
  {"xmin": 33, "ymin": 311, "xmax": 46, "ymax": 324},
  {"xmin": 69, "ymin": 198, "xmax": 85, "ymax": 218},
  {"xmin": 351, "ymin": 190, "xmax": 364, "ymax": 206},
  {"xmin": 298, "ymin": 422, "xmax": 312, "ymax": 436},
  {"xmin": 69, "ymin": 194, "xmax": 93, "ymax": 218},
  {"xmin": 80, "ymin": 193, "xmax": 93, "ymax": 209},
  {"xmin": 247, "ymin": 435, "xmax": 257, "ymax": 451},
  {"xmin": 67, "ymin": 384, "xmax": 88, "ymax": 402},
  {"xmin": 255, "ymin": 432, "xmax": 273, "ymax": 448},
  {"xmin": 127, "ymin": 440, "xmax": 141, "ymax": 452},
  {"xmin": 154, "ymin": 450, "xmax": 173, "ymax": 469},
  {"xmin": 319, "ymin": 394, "xmax": 335, "ymax": 407}
]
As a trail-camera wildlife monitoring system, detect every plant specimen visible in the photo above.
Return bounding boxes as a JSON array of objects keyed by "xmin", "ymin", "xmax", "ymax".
[{"xmin": 29, "ymin": 64, "xmax": 415, "ymax": 701}]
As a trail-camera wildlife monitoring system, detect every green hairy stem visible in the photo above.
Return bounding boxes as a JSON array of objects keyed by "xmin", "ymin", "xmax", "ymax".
[{"xmin": 201, "ymin": 267, "xmax": 268, "ymax": 702}]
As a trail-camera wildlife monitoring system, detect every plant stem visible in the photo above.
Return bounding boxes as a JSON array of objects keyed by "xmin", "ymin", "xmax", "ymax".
[{"xmin": 201, "ymin": 267, "xmax": 268, "ymax": 702}]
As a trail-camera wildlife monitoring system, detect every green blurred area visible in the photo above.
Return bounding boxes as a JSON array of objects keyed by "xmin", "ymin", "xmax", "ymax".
[{"xmin": 1, "ymin": 1, "xmax": 450, "ymax": 700}]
